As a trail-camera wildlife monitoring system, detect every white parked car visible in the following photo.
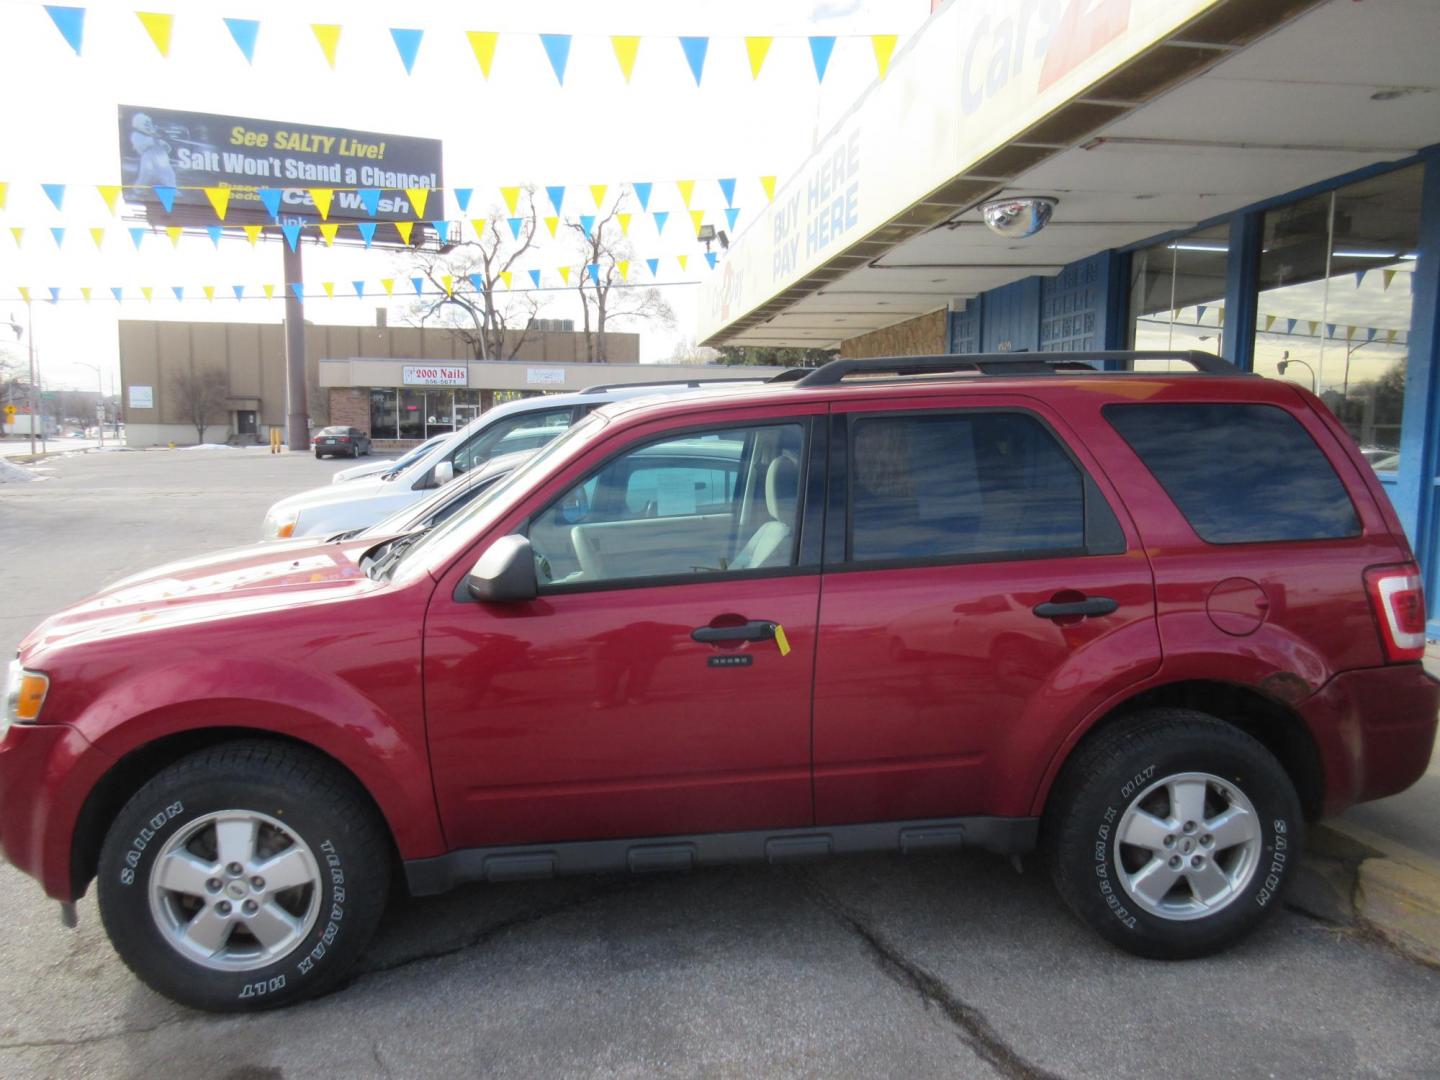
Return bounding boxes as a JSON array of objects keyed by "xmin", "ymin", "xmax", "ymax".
[{"xmin": 330, "ymin": 431, "xmax": 449, "ymax": 484}]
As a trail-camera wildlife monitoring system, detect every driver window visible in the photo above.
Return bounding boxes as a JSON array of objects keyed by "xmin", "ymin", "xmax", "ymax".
[{"xmin": 528, "ymin": 423, "xmax": 805, "ymax": 587}]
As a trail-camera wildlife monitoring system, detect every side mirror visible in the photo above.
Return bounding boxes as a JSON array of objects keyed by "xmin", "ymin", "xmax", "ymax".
[
  {"xmin": 465, "ymin": 534, "xmax": 538, "ymax": 603},
  {"xmin": 432, "ymin": 459, "xmax": 455, "ymax": 486}
]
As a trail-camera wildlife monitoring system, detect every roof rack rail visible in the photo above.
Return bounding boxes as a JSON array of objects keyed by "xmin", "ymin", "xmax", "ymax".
[
  {"xmin": 579, "ymin": 376, "xmax": 770, "ymax": 393},
  {"xmin": 793, "ymin": 350, "xmax": 1240, "ymax": 387},
  {"xmin": 767, "ymin": 368, "xmax": 812, "ymax": 383}
]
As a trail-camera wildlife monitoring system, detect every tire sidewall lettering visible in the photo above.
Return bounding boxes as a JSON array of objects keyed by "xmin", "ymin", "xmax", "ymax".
[{"xmin": 117, "ymin": 801, "xmax": 185, "ymax": 887}]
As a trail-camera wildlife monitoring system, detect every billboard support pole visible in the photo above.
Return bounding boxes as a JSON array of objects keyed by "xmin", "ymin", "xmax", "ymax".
[{"xmin": 283, "ymin": 240, "xmax": 308, "ymax": 452}]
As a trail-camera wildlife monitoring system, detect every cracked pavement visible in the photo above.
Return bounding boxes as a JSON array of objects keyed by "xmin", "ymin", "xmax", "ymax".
[{"xmin": 2, "ymin": 450, "xmax": 1438, "ymax": 1079}]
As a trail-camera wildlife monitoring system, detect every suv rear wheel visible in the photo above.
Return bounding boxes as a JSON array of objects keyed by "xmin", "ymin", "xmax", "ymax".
[
  {"xmin": 97, "ymin": 742, "xmax": 389, "ymax": 1011},
  {"xmin": 1045, "ymin": 708, "xmax": 1301, "ymax": 959}
]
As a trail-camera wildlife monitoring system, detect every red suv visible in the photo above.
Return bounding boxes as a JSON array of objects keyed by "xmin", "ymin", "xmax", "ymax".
[{"xmin": 3, "ymin": 352, "xmax": 1435, "ymax": 1011}]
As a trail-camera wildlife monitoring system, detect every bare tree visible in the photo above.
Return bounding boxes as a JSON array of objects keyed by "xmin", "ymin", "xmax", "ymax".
[
  {"xmin": 407, "ymin": 188, "xmax": 546, "ymax": 361},
  {"xmin": 567, "ymin": 195, "xmax": 675, "ymax": 362},
  {"xmin": 665, "ymin": 337, "xmax": 722, "ymax": 365},
  {"xmin": 171, "ymin": 367, "xmax": 230, "ymax": 444}
]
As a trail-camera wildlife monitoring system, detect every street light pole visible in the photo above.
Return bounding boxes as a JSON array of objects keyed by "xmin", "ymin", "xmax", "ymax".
[
  {"xmin": 76, "ymin": 361, "xmax": 105, "ymax": 448},
  {"xmin": 1277, "ymin": 357, "xmax": 1317, "ymax": 394}
]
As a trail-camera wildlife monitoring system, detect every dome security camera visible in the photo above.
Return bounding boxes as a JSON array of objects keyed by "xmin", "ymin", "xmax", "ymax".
[{"xmin": 979, "ymin": 197, "xmax": 1058, "ymax": 239}]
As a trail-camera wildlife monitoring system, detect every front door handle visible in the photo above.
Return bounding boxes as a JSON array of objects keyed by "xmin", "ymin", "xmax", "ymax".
[
  {"xmin": 691, "ymin": 620, "xmax": 777, "ymax": 644},
  {"xmin": 1032, "ymin": 596, "xmax": 1119, "ymax": 620}
]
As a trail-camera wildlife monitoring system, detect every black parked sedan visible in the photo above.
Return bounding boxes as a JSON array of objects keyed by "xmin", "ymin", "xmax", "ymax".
[{"xmin": 313, "ymin": 426, "xmax": 372, "ymax": 459}]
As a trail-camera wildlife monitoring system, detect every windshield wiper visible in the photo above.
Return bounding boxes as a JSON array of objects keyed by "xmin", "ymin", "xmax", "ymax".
[{"xmin": 365, "ymin": 526, "xmax": 432, "ymax": 579}]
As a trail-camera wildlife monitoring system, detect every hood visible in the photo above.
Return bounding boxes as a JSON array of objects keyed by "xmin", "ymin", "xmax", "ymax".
[
  {"xmin": 20, "ymin": 537, "xmax": 384, "ymax": 661},
  {"xmin": 269, "ymin": 473, "xmax": 399, "ymax": 515}
]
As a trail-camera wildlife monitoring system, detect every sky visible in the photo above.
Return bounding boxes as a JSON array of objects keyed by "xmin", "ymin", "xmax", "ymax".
[{"xmin": 0, "ymin": 0, "xmax": 932, "ymax": 393}]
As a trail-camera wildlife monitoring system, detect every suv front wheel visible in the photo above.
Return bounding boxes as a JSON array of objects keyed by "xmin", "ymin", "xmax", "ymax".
[{"xmin": 1045, "ymin": 708, "xmax": 1302, "ymax": 959}]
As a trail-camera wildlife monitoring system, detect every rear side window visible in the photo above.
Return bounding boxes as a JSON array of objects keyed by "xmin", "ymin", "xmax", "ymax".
[{"xmin": 1104, "ymin": 403, "xmax": 1360, "ymax": 543}]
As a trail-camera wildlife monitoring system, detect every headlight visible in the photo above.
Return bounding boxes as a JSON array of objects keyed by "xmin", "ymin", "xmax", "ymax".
[
  {"xmin": 263, "ymin": 509, "xmax": 299, "ymax": 540},
  {"xmin": 4, "ymin": 658, "xmax": 49, "ymax": 733}
]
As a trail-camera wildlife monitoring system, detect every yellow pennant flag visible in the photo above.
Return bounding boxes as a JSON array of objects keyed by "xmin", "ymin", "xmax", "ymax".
[
  {"xmin": 441, "ymin": 274, "xmax": 454, "ymax": 297},
  {"xmin": 141, "ymin": 286, "xmax": 154, "ymax": 302},
  {"xmin": 322, "ymin": 281, "xmax": 336, "ymax": 298},
  {"xmin": 1383, "ymin": 269, "xmax": 1397, "ymax": 290},
  {"xmin": 469, "ymin": 218, "xmax": 487, "ymax": 240},
  {"xmin": 243, "ymin": 224, "xmax": 263, "ymax": 246},
  {"xmin": 136, "ymin": 11, "xmax": 174, "ymax": 57},
  {"xmin": 675, "ymin": 179, "xmax": 695, "ymax": 208},
  {"xmin": 590, "ymin": 184, "xmax": 608, "ymax": 209},
  {"xmin": 310, "ymin": 188, "xmax": 334, "ymax": 220},
  {"xmin": 406, "ymin": 188, "xmax": 429, "ymax": 217},
  {"xmin": 745, "ymin": 36, "xmax": 772, "ymax": 79},
  {"xmin": 1262, "ymin": 314, "xmax": 1275, "ymax": 331},
  {"xmin": 617, "ymin": 260, "xmax": 630, "ymax": 281},
  {"xmin": 1346, "ymin": 324, "xmax": 1357, "ymax": 340},
  {"xmin": 203, "ymin": 285, "xmax": 216, "ymax": 302},
  {"xmin": 205, "ymin": 187, "xmax": 231, "ymax": 221},
  {"xmin": 9, "ymin": 227, "xmax": 22, "ymax": 247},
  {"xmin": 466, "ymin": 31, "xmax": 498, "ymax": 77},
  {"xmin": 500, "ymin": 270, "xmax": 512, "ymax": 289},
  {"xmin": 871, "ymin": 34, "xmax": 898, "ymax": 80},
  {"xmin": 97, "ymin": 184, "xmax": 122, "ymax": 214},
  {"xmin": 17, "ymin": 286, "xmax": 29, "ymax": 302},
  {"xmin": 319, "ymin": 223, "xmax": 340, "ymax": 246},
  {"xmin": 689, "ymin": 209, "xmax": 705, "ymax": 235},
  {"xmin": 0, "ymin": 182, "xmax": 7, "ymax": 210},
  {"xmin": 263, "ymin": 283, "xmax": 276, "ymax": 300},
  {"xmin": 381, "ymin": 278, "xmax": 395, "ymax": 296},
  {"xmin": 395, "ymin": 221, "xmax": 414, "ymax": 244},
  {"xmin": 617, "ymin": 213, "xmax": 632, "ymax": 236},
  {"xmin": 90, "ymin": 227, "xmax": 105, "ymax": 250},
  {"xmin": 80, "ymin": 287, "xmax": 91, "ymax": 302},
  {"xmin": 166, "ymin": 226, "xmax": 183, "ymax": 247},
  {"xmin": 544, "ymin": 216, "xmax": 559, "ymax": 238},
  {"xmin": 611, "ymin": 36, "xmax": 640, "ymax": 82},
  {"xmin": 760, "ymin": 175, "xmax": 777, "ymax": 203},
  {"xmin": 312, "ymin": 24, "xmax": 342, "ymax": 69},
  {"xmin": 1386, "ymin": 329, "xmax": 1398, "ymax": 344},
  {"xmin": 677, "ymin": 254, "xmax": 688, "ymax": 271},
  {"xmin": 558, "ymin": 266, "xmax": 571, "ymax": 285},
  {"xmin": 501, "ymin": 186, "xmax": 521, "ymax": 215},
  {"xmin": 1308, "ymin": 320, "xmax": 1319, "ymax": 337}
]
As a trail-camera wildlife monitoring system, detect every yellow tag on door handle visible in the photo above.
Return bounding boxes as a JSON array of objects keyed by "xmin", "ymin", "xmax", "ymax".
[{"xmin": 773, "ymin": 623, "xmax": 791, "ymax": 657}]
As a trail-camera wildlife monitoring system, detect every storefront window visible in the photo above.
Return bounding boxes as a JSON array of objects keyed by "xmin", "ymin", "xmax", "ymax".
[
  {"xmin": 1253, "ymin": 165, "xmax": 1421, "ymax": 461},
  {"xmin": 1128, "ymin": 223, "xmax": 1230, "ymax": 368},
  {"xmin": 398, "ymin": 389, "xmax": 425, "ymax": 440},
  {"xmin": 370, "ymin": 389, "xmax": 398, "ymax": 440}
]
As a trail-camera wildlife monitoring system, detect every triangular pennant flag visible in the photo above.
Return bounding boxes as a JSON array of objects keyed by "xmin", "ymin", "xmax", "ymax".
[
  {"xmin": 111, "ymin": 287, "xmax": 123, "ymax": 302},
  {"xmin": 395, "ymin": 221, "xmax": 414, "ymax": 244},
  {"xmin": 540, "ymin": 34, "xmax": 571, "ymax": 85},
  {"xmin": 760, "ymin": 176, "xmax": 776, "ymax": 203},
  {"xmin": 322, "ymin": 282, "xmax": 335, "ymax": 298},
  {"xmin": 617, "ymin": 213, "xmax": 632, "ymax": 236},
  {"xmin": 380, "ymin": 278, "xmax": 394, "ymax": 296},
  {"xmin": 1263, "ymin": 314, "xmax": 1275, "ymax": 332},
  {"xmin": 357, "ymin": 189, "xmax": 380, "ymax": 216},
  {"xmin": 520, "ymin": 269, "xmax": 537, "ymax": 289},
  {"xmin": 717, "ymin": 178, "xmax": 736, "ymax": 207},
  {"xmin": 42, "ymin": 183, "xmax": 66, "ymax": 210},
  {"xmin": 203, "ymin": 285, "xmax": 216, "ymax": 302},
  {"xmin": 678, "ymin": 36, "xmax": 709, "ymax": 85},
  {"xmin": 319, "ymin": 223, "xmax": 339, "ymax": 246},
  {"xmin": 243, "ymin": 224, "xmax": 262, "ymax": 246},
  {"xmin": 808, "ymin": 36, "xmax": 836, "ymax": 81},
  {"xmin": 352, "ymin": 280, "xmax": 365, "ymax": 298},
  {"xmin": 224, "ymin": 17, "xmax": 259, "ymax": 63},
  {"xmin": 311, "ymin": 24, "xmax": 342, "ymax": 69},
  {"xmin": 469, "ymin": 218, "xmax": 487, "ymax": 240},
  {"xmin": 0, "ymin": 182, "xmax": 6, "ymax": 210},
  {"xmin": 165, "ymin": 226, "xmax": 182, "ymax": 247},
  {"xmin": 467, "ymin": 273, "xmax": 485, "ymax": 293},
  {"xmin": 50, "ymin": 227, "xmax": 65, "ymax": 248},
  {"xmin": 1345, "ymin": 324, "xmax": 1356, "ymax": 340},
  {"xmin": 97, "ymin": 184, "xmax": 121, "ymax": 214},
  {"xmin": 48, "ymin": 287, "xmax": 61, "ymax": 304},
  {"xmin": 1383, "ymin": 269, "xmax": 1397, "ymax": 290},
  {"xmin": 501, "ymin": 186, "xmax": 521, "ymax": 215},
  {"xmin": 390, "ymin": 28, "xmax": 423, "ymax": 74},
  {"xmin": 204, "ymin": 187, "xmax": 230, "ymax": 220},
  {"xmin": 1326, "ymin": 322, "xmax": 1336, "ymax": 338},
  {"xmin": 545, "ymin": 185, "xmax": 565, "ymax": 214},
  {"xmin": 1286, "ymin": 318, "xmax": 1297, "ymax": 335},
  {"xmin": 500, "ymin": 270, "xmax": 512, "ymax": 289},
  {"xmin": 611, "ymin": 35, "xmax": 640, "ymax": 82},
  {"xmin": 646, "ymin": 258, "xmax": 659, "ymax": 276},
  {"xmin": 1308, "ymin": 320, "xmax": 1319, "ymax": 337},
  {"xmin": 281, "ymin": 222, "xmax": 302, "ymax": 250},
  {"xmin": 558, "ymin": 266, "xmax": 571, "ymax": 285},
  {"xmin": 1386, "ymin": 329, "xmax": 1397, "ymax": 344},
  {"xmin": 744, "ymin": 36, "xmax": 772, "ymax": 79},
  {"xmin": 430, "ymin": 220, "xmax": 451, "ymax": 244},
  {"xmin": 1366, "ymin": 326, "xmax": 1378, "ymax": 342},
  {"xmin": 9, "ymin": 227, "xmax": 21, "ymax": 247},
  {"xmin": 441, "ymin": 274, "xmax": 454, "ymax": 297},
  {"xmin": 406, "ymin": 187, "xmax": 429, "ymax": 217},
  {"xmin": 135, "ymin": 11, "xmax": 173, "ymax": 57},
  {"xmin": 507, "ymin": 217, "xmax": 522, "ymax": 239},
  {"xmin": 1217, "ymin": 308, "xmax": 1224, "ymax": 326},
  {"xmin": 45, "ymin": 5, "xmax": 85, "ymax": 55},
  {"xmin": 310, "ymin": 188, "xmax": 334, "ymax": 220},
  {"xmin": 725, "ymin": 207, "xmax": 740, "ymax": 231},
  {"xmin": 290, "ymin": 283, "xmax": 304, "ymax": 302},
  {"xmin": 617, "ymin": 260, "xmax": 629, "ymax": 281},
  {"xmin": 677, "ymin": 255, "xmax": 689, "ymax": 272},
  {"xmin": 233, "ymin": 285, "xmax": 245, "ymax": 301},
  {"xmin": 1196, "ymin": 305, "xmax": 1207, "ymax": 324},
  {"xmin": 206, "ymin": 225, "xmax": 223, "ymax": 247},
  {"xmin": 357, "ymin": 222, "xmax": 376, "ymax": 247},
  {"xmin": 172, "ymin": 286, "xmax": 185, "ymax": 302},
  {"xmin": 705, "ymin": 252, "xmax": 717, "ymax": 270},
  {"xmin": 17, "ymin": 286, "xmax": 29, "ymax": 302},
  {"xmin": 871, "ymin": 34, "xmax": 898, "ymax": 79},
  {"xmin": 689, "ymin": 209, "xmax": 705, "ymax": 235},
  {"xmin": 411, "ymin": 277, "xmax": 424, "ymax": 296},
  {"xmin": 653, "ymin": 211, "xmax": 669, "ymax": 233},
  {"xmin": 676, "ymin": 180, "xmax": 695, "ymax": 208},
  {"xmin": 263, "ymin": 283, "xmax": 275, "ymax": 300},
  {"xmin": 90, "ymin": 227, "xmax": 105, "ymax": 249},
  {"xmin": 466, "ymin": 31, "xmax": 498, "ymax": 77},
  {"xmin": 454, "ymin": 187, "xmax": 473, "ymax": 213},
  {"xmin": 154, "ymin": 185, "xmax": 176, "ymax": 212},
  {"xmin": 128, "ymin": 227, "xmax": 145, "ymax": 250},
  {"xmin": 259, "ymin": 188, "xmax": 282, "ymax": 219},
  {"xmin": 590, "ymin": 184, "xmax": 608, "ymax": 209},
  {"xmin": 632, "ymin": 182, "xmax": 652, "ymax": 211},
  {"xmin": 80, "ymin": 287, "xmax": 91, "ymax": 302},
  {"xmin": 544, "ymin": 216, "xmax": 559, "ymax": 237},
  {"xmin": 586, "ymin": 264, "xmax": 600, "ymax": 286},
  {"xmin": 579, "ymin": 215, "xmax": 595, "ymax": 238},
  {"xmin": 1355, "ymin": 270, "xmax": 1367, "ymax": 288},
  {"xmin": 142, "ymin": 286, "xmax": 153, "ymax": 302}
]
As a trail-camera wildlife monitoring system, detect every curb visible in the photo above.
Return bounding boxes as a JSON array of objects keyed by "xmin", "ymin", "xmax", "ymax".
[{"xmin": 1318, "ymin": 820, "xmax": 1440, "ymax": 967}]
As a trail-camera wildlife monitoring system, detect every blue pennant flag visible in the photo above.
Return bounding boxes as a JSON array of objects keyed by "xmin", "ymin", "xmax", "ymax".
[
  {"xmin": 507, "ymin": 217, "xmax": 523, "ymax": 239},
  {"xmin": 725, "ymin": 207, "xmax": 740, "ymax": 232},
  {"xmin": 718, "ymin": 178, "xmax": 736, "ymax": 206},
  {"xmin": 632, "ymin": 182, "xmax": 652, "ymax": 211},
  {"xmin": 653, "ymin": 211, "xmax": 669, "ymax": 233},
  {"xmin": 357, "ymin": 189, "xmax": 381, "ymax": 216},
  {"xmin": 646, "ymin": 258, "xmax": 659, "ymax": 277},
  {"xmin": 110, "ymin": 287, "xmax": 123, "ymax": 303},
  {"xmin": 357, "ymin": 222, "xmax": 377, "ymax": 247},
  {"xmin": 172, "ymin": 286, "xmax": 184, "ymax": 302},
  {"xmin": 1367, "ymin": 326, "xmax": 1378, "ymax": 341},
  {"xmin": 411, "ymin": 277, "xmax": 425, "ymax": 296},
  {"xmin": 223, "ymin": 17, "xmax": 259, "ymax": 63},
  {"xmin": 545, "ymin": 186, "xmax": 566, "ymax": 214},
  {"xmin": 129, "ymin": 227, "xmax": 146, "ymax": 250},
  {"xmin": 587, "ymin": 263, "xmax": 600, "ymax": 285},
  {"xmin": 468, "ymin": 273, "xmax": 485, "ymax": 293},
  {"xmin": 579, "ymin": 215, "xmax": 595, "ymax": 238},
  {"xmin": 540, "ymin": 33, "xmax": 572, "ymax": 85},
  {"xmin": 41, "ymin": 183, "xmax": 66, "ymax": 211},
  {"xmin": 454, "ymin": 187, "xmax": 473, "ymax": 213},
  {"xmin": 1355, "ymin": 270, "xmax": 1367, "ymax": 288},
  {"xmin": 705, "ymin": 252, "xmax": 717, "ymax": 270},
  {"xmin": 43, "ymin": 5, "xmax": 85, "ymax": 55},
  {"xmin": 1286, "ymin": 318, "xmax": 1297, "ymax": 335},
  {"xmin": 352, "ymin": 280, "xmax": 365, "ymax": 298},
  {"xmin": 390, "ymin": 28, "xmax": 423, "ymax": 75},
  {"xmin": 808, "ymin": 36, "xmax": 836, "ymax": 81},
  {"xmin": 290, "ymin": 283, "xmax": 305, "ymax": 302},
  {"xmin": 233, "ymin": 285, "xmax": 245, "ymax": 301},
  {"xmin": 207, "ymin": 225, "xmax": 223, "ymax": 247},
  {"xmin": 528, "ymin": 269, "xmax": 541, "ymax": 288},
  {"xmin": 430, "ymin": 220, "xmax": 451, "ymax": 243},
  {"xmin": 154, "ymin": 186, "xmax": 177, "ymax": 212},
  {"xmin": 679, "ymin": 36, "xmax": 709, "ymax": 85},
  {"xmin": 1326, "ymin": 322, "xmax": 1337, "ymax": 338},
  {"xmin": 48, "ymin": 287, "xmax": 61, "ymax": 304},
  {"xmin": 1195, "ymin": 305, "xmax": 1207, "ymax": 324},
  {"xmin": 280, "ymin": 222, "xmax": 302, "ymax": 250},
  {"xmin": 259, "ymin": 189, "xmax": 283, "ymax": 219},
  {"xmin": 50, "ymin": 227, "xmax": 65, "ymax": 248}
]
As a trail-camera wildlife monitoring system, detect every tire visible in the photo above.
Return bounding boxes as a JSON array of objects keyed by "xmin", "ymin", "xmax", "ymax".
[
  {"xmin": 314, "ymin": 452, "xmax": 324, "ymax": 459},
  {"xmin": 97, "ymin": 742, "xmax": 390, "ymax": 1012},
  {"xmin": 1044, "ymin": 708, "xmax": 1301, "ymax": 960}
]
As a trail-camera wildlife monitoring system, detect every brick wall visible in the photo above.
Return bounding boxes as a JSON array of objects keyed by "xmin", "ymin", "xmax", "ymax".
[
  {"xmin": 328, "ymin": 388, "xmax": 370, "ymax": 434},
  {"xmin": 838, "ymin": 309, "xmax": 948, "ymax": 359}
]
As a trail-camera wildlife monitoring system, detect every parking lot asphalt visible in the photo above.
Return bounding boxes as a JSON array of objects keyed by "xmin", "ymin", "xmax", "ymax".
[{"xmin": 1, "ymin": 448, "xmax": 1438, "ymax": 1080}]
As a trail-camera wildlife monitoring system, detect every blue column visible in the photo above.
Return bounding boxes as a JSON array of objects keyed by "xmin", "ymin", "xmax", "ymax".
[{"xmin": 1223, "ymin": 212, "xmax": 1262, "ymax": 371}]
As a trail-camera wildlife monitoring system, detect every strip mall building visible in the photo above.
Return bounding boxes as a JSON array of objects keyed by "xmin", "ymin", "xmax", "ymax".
[{"xmin": 699, "ymin": 0, "xmax": 1440, "ymax": 635}]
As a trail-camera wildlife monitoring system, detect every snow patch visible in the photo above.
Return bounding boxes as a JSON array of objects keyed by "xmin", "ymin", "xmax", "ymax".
[{"xmin": 0, "ymin": 458, "xmax": 40, "ymax": 483}]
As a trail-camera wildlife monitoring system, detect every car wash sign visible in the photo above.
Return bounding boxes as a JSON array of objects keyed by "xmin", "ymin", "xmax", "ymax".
[
  {"xmin": 403, "ymin": 365, "xmax": 468, "ymax": 387},
  {"xmin": 117, "ymin": 106, "xmax": 443, "ymax": 223}
]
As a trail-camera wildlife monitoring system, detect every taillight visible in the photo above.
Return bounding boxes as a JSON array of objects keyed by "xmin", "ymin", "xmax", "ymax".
[{"xmin": 1365, "ymin": 564, "xmax": 1427, "ymax": 662}]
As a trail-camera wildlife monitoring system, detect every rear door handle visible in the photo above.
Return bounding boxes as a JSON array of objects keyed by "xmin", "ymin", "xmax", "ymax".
[
  {"xmin": 1032, "ymin": 596, "xmax": 1119, "ymax": 620},
  {"xmin": 691, "ymin": 620, "xmax": 777, "ymax": 644}
]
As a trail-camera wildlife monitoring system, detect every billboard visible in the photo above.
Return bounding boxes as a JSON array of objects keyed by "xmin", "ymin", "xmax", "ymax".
[{"xmin": 117, "ymin": 105, "xmax": 443, "ymax": 226}]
